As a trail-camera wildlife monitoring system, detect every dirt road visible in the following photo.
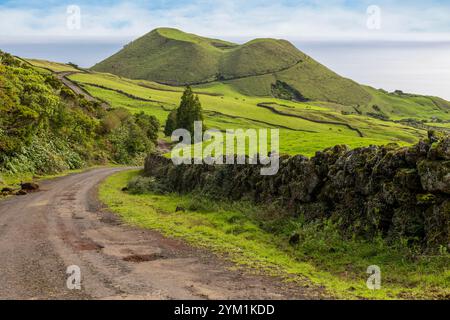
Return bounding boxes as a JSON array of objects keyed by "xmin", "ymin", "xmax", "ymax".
[
  {"xmin": 56, "ymin": 72, "xmax": 109, "ymax": 108},
  {"xmin": 0, "ymin": 168, "xmax": 324, "ymax": 300}
]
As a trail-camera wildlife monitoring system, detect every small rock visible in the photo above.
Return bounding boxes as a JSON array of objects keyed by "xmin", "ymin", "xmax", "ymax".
[
  {"xmin": 429, "ymin": 137, "xmax": 450, "ymax": 160},
  {"xmin": 15, "ymin": 190, "xmax": 27, "ymax": 196},
  {"xmin": 20, "ymin": 182, "xmax": 39, "ymax": 191},
  {"xmin": 418, "ymin": 160, "xmax": 450, "ymax": 194}
]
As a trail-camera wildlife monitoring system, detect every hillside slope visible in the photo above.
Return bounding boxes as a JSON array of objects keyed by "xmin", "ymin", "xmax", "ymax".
[
  {"xmin": 0, "ymin": 51, "xmax": 159, "ymax": 179},
  {"xmin": 92, "ymin": 28, "xmax": 371, "ymax": 106}
]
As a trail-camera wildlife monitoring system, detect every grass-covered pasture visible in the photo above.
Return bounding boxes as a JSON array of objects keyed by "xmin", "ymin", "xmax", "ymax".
[
  {"xmin": 68, "ymin": 71, "xmax": 426, "ymax": 156},
  {"xmin": 25, "ymin": 59, "xmax": 80, "ymax": 73}
]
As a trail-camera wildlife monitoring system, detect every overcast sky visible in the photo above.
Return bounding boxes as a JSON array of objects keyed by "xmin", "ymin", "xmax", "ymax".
[{"xmin": 1, "ymin": 0, "xmax": 449, "ymax": 99}]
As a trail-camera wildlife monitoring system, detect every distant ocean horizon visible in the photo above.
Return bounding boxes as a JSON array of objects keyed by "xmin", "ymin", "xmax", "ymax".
[{"xmin": 2, "ymin": 40, "xmax": 449, "ymax": 101}]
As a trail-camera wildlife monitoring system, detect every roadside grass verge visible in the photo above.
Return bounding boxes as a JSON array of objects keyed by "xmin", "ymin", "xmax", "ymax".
[{"xmin": 99, "ymin": 170, "xmax": 450, "ymax": 300}]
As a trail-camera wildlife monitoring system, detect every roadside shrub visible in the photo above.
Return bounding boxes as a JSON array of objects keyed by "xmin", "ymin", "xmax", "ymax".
[
  {"xmin": 0, "ymin": 134, "xmax": 84, "ymax": 174},
  {"xmin": 0, "ymin": 51, "xmax": 159, "ymax": 176},
  {"xmin": 127, "ymin": 176, "xmax": 167, "ymax": 194},
  {"xmin": 134, "ymin": 111, "xmax": 159, "ymax": 144},
  {"xmin": 60, "ymin": 86, "xmax": 77, "ymax": 100},
  {"xmin": 108, "ymin": 121, "xmax": 153, "ymax": 164}
]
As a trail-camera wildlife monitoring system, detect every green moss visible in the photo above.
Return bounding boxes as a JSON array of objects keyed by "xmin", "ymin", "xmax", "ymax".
[{"xmin": 416, "ymin": 193, "xmax": 437, "ymax": 204}]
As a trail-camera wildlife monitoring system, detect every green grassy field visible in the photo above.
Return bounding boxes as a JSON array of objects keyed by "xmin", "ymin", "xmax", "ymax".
[
  {"xmin": 25, "ymin": 59, "xmax": 80, "ymax": 73},
  {"xmin": 364, "ymin": 87, "xmax": 450, "ymax": 121},
  {"xmin": 22, "ymin": 58, "xmax": 447, "ymax": 158},
  {"xmin": 99, "ymin": 170, "xmax": 450, "ymax": 300},
  {"xmin": 425, "ymin": 122, "xmax": 450, "ymax": 129},
  {"xmin": 65, "ymin": 71, "xmax": 427, "ymax": 156}
]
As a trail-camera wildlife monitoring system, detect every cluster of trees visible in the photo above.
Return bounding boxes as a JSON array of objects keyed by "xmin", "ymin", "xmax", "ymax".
[
  {"xmin": 0, "ymin": 50, "xmax": 160, "ymax": 174},
  {"xmin": 164, "ymin": 86, "xmax": 204, "ymax": 139},
  {"xmin": 0, "ymin": 52, "xmax": 64, "ymax": 155},
  {"xmin": 100, "ymin": 109, "xmax": 159, "ymax": 163}
]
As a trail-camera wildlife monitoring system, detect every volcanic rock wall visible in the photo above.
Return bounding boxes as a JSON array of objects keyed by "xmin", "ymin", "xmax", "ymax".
[{"xmin": 144, "ymin": 132, "xmax": 449, "ymax": 248}]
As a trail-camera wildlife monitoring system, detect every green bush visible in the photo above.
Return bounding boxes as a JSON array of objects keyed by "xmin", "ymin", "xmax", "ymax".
[
  {"xmin": 0, "ymin": 134, "xmax": 84, "ymax": 174},
  {"xmin": 127, "ymin": 176, "xmax": 167, "ymax": 194}
]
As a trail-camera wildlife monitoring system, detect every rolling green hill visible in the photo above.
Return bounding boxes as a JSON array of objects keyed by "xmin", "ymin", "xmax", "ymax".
[
  {"xmin": 92, "ymin": 28, "xmax": 371, "ymax": 106},
  {"xmin": 92, "ymin": 28, "xmax": 450, "ymax": 118}
]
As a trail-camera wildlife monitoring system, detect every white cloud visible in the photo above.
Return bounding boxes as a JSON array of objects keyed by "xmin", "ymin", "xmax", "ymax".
[{"xmin": 0, "ymin": 0, "xmax": 450, "ymax": 43}]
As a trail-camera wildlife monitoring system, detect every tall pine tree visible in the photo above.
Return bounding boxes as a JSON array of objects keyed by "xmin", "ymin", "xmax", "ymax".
[{"xmin": 164, "ymin": 86, "xmax": 204, "ymax": 139}]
